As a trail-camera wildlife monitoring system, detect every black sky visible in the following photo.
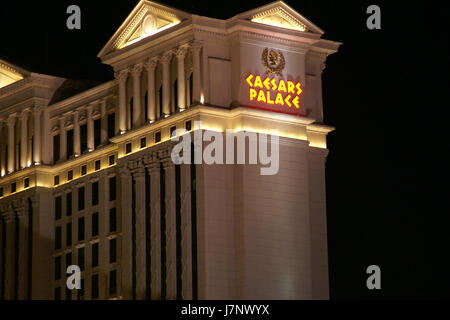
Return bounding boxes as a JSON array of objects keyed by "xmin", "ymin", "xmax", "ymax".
[{"xmin": 1, "ymin": 0, "xmax": 449, "ymax": 299}]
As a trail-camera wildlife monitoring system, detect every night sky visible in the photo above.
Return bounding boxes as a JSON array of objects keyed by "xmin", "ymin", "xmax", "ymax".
[{"xmin": 1, "ymin": 0, "xmax": 449, "ymax": 299}]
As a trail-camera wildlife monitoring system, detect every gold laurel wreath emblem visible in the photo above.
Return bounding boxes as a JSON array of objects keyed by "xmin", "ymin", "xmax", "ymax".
[{"xmin": 262, "ymin": 48, "xmax": 285, "ymax": 76}]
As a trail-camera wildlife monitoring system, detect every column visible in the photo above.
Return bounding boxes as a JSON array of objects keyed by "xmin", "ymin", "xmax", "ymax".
[
  {"xmin": 180, "ymin": 163, "xmax": 192, "ymax": 299},
  {"xmin": 7, "ymin": 114, "xmax": 16, "ymax": 173},
  {"xmin": 1, "ymin": 207, "xmax": 15, "ymax": 300},
  {"xmin": 100, "ymin": 99, "xmax": 108, "ymax": 145},
  {"xmin": 73, "ymin": 110, "xmax": 81, "ymax": 157},
  {"xmin": 192, "ymin": 41, "xmax": 202, "ymax": 104},
  {"xmin": 130, "ymin": 161, "xmax": 146, "ymax": 299},
  {"xmin": 146, "ymin": 155, "xmax": 161, "ymax": 299},
  {"xmin": 176, "ymin": 47, "xmax": 188, "ymax": 111},
  {"xmin": 145, "ymin": 58, "xmax": 158, "ymax": 123},
  {"xmin": 162, "ymin": 150, "xmax": 177, "ymax": 300},
  {"xmin": 87, "ymin": 105, "xmax": 94, "ymax": 152},
  {"xmin": 20, "ymin": 111, "xmax": 28, "ymax": 169},
  {"xmin": 59, "ymin": 116, "xmax": 67, "ymax": 161},
  {"xmin": 132, "ymin": 64, "xmax": 143, "ymax": 128},
  {"xmin": 118, "ymin": 164, "xmax": 133, "ymax": 299},
  {"xmin": 115, "ymin": 69, "xmax": 129, "ymax": 133},
  {"xmin": 33, "ymin": 106, "xmax": 42, "ymax": 165},
  {"xmin": 15, "ymin": 200, "xmax": 29, "ymax": 300},
  {"xmin": 161, "ymin": 52, "xmax": 172, "ymax": 117}
]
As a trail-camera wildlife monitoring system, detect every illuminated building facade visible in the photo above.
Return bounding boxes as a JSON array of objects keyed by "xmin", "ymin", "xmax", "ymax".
[{"xmin": 0, "ymin": 1, "xmax": 339, "ymax": 300}]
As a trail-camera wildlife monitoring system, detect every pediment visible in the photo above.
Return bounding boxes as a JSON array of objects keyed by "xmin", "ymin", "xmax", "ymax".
[
  {"xmin": 98, "ymin": 0, "xmax": 190, "ymax": 58},
  {"xmin": 235, "ymin": 1, "xmax": 324, "ymax": 35},
  {"xmin": 0, "ymin": 59, "xmax": 30, "ymax": 89}
]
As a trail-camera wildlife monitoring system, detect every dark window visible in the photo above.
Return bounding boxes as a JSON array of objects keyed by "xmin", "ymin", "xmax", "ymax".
[
  {"xmin": 78, "ymin": 186, "xmax": 85, "ymax": 211},
  {"xmin": 55, "ymin": 226, "xmax": 62, "ymax": 250},
  {"xmin": 67, "ymin": 129, "xmax": 74, "ymax": 158},
  {"xmin": 170, "ymin": 126, "xmax": 176, "ymax": 137},
  {"xmin": 94, "ymin": 118, "xmax": 101, "ymax": 148},
  {"xmin": 144, "ymin": 91, "xmax": 148, "ymax": 122},
  {"xmin": 66, "ymin": 287, "xmax": 72, "ymax": 301},
  {"xmin": 66, "ymin": 252, "xmax": 72, "ymax": 269},
  {"xmin": 130, "ymin": 97, "xmax": 134, "ymax": 129},
  {"xmin": 54, "ymin": 256, "xmax": 61, "ymax": 280},
  {"xmin": 11, "ymin": 182, "xmax": 16, "ymax": 193},
  {"xmin": 67, "ymin": 170, "xmax": 73, "ymax": 181},
  {"xmin": 92, "ymin": 243, "xmax": 99, "ymax": 268},
  {"xmin": 140, "ymin": 137, "xmax": 146, "ymax": 148},
  {"xmin": 108, "ymin": 113, "xmax": 115, "ymax": 139},
  {"xmin": 54, "ymin": 287, "xmax": 61, "ymax": 300},
  {"xmin": 158, "ymin": 85, "xmax": 163, "ymax": 118},
  {"xmin": 81, "ymin": 165, "xmax": 87, "ymax": 176},
  {"xmin": 80, "ymin": 124, "xmax": 87, "ymax": 153},
  {"xmin": 92, "ymin": 181, "xmax": 99, "ymax": 206},
  {"xmin": 109, "ymin": 155, "xmax": 115, "ymax": 165},
  {"xmin": 78, "ymin": 217, "xmax": 85, "ymax": 242},
  {"xmin": 53, "ymin": 134, "xmax": 60, "ymax": 163},
  {"xmin": 109, "ymin": 208, "xmax": 117, "ymax": 233},
  {"xmin": 155, "ymin": 131, "xmax": 161, "ymax": 143},
  {"xmin": 126, "ymin": 143, "xmax": 132, "ymax": 154},
  {"xmin": 77, "ymin": 278, "xmax": 84, "ymax": 300},
  {"xmin": 174, "ymin": 79, "xmax": 178, "ymax": 111},
  {"xmin": 185, "ymin": 120, "xmax": 192, "ymax": 131},
  {"xmin": 66, "ymin": 222, "xmax": 72, "ymax": 246},
  {"xmin": 109, "ymin": 270, "xmax": 117, "ymax": 295},
  {"xmin": 66, "ymin": 192, "xmax": 72, "ymax": 216},
  {"xmin": 55, "ymin": 196, "xmax": 62, "ymax": 220},
  {"xmin": 54, "ymin": 175, "xmax": 59, "ymax": 186},
  {"xmin": 0, "ymin": 187, "xmax": 3, "ymax": 197},
  {"xmin": 95, "ymin": 160, "xmax": 100, "ymax": 171},
  {"xmin": 91, "ymin": 274, "xmax": 99, "ymax": 299},
  {"xmin": 189, "ymin": 73, "xmax": 193, "ymax": 106},
  {"xmin": 109, "ymin": 177, "xmax": 116, "ymax": 201},
  {"xmin": 92, "ymin": 212, "xmax": 99, "ymax": 237},
  {"xmin": 78, "ymin": 248, "xmax": 85, "ymax": 272},
  {"xmin": 24, "ymin": 178, "xmax": 29, "ymax": 188},
  {"xmin": 109, "ymin": 238, "xmax": 116, "ymax": 263}
]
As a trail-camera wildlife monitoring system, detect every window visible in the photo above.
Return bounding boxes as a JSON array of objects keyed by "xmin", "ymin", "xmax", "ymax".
[
  {"xmin": 95, "ymin": 160, "xmax": 101, "ymax": 171},
  {"xmin": 67, "ymin": 170, "xmax": 73, "ymax": 181},
  {"xmin": 54, "ymin": 256, "xmax": 61, "ymax": 280},
  {"xmin": 92, "ymin": 181, "xmax": 99, "ymax": 206},
  {"xmin": 54, "ymin": 175, "xmax": 59, "ymax": 186},
  {"xmin": 129, "ymin": 97, "xmax": 134, "ymax": 129},
  {"xmin": 81, "ymin": 165, "xmax": 87, "ymax": 176},
  {"xmin": 92, "ymin": 212, "xmax": 99, "ymax": 237},
  {"xmin": 185, "ymin": 120, "xmax": 192, "ymax": 131},
  {"xmin": 109, "ymin": 270, "xmax": 117, "ymax": 295},
  {"xmin": 24, "ymin": 177, "xmax": 29, "ymax": 188},
  {"xmin": 78, "ymin": 217, "xmax": 85, "ymax": 242},
  {"xmin": 55, "ymin": 196, "xmax": 62, "ymax": 220},
  {"xmin": 108, "ymin": 113, "xmax": 115, "ymax": 139},
  {"xmin": 92, "ymin": 243, "xmax": 99, "ymax": 268},
  {"xmin": 109, "ymin": 238, "xmax": 116, "ymax": 263},
  {"xmin": 66, "ymin": 222, "xmax": 72, "ymax": 246},
  {"xmin": 91, "ymin": 274, "xmax": 99, "ymax": 299},
  {"xmin": 66, "ymin": 252, "xmax": 72, "ymax": 269},
  {"xmin": 94, "ymin": 118, "xmax": 101, "ymax": 148},
  {"xmin": 66, "ymin": 287, "xmax": 72, "ymax": 301},
  {"xmin": 80, "ymin": 124, "xmax": 87, "ymax": 153},
  {"xmin": 126, "ymin": 143, "xmax": 132, "ymax": 154},
  {"xmin": 53, "ymin": 134, "xmax": 60, "ymax": 163},
  {"xmin": 77, "ymin": 279, "xmax": 85, "ymax": 300},
  {"xmin": 144, "ymin": 91, "xmax": 148, "ymax": 121},
  {"xmin": 67, "ymin": 129, "xmax": 74, "ymax": 158},
  {"xmin": 155, "ymin": 131, "xmax": 161, "ymax": 143},
  {"xmin": 11, "ymin": 182, "xmax": 16, "ymax": 193},
  {"xmin": 55, "ymin": 226, "xmax": 62, "ymax": 250},
  {"xmin": 109, "ymin": 177, "xmax": 116, "ymax": 201},
  {"xmin": 66, "ymin": 192, "xmax": 72, "ymax": 216},
  {"xmin": 54, "ymin": 287, "xmax": 61, "ymax": 300},
  {"xmin": 109, "ymin": 208, "xmax": 116, "ymax": 233},
  {"xmin": 78, "ymin": 247, "xmax": 85, "ymax": 272},
  {"xmin": 78, "ymin": 186, "xmax": 85, "ymax": 211},
  {"xmin": 140, "ymin": 137, "xmax": 146, "ymax": 148},
  {"xmin": 170, "ymin": 126, "xmax": 176, "ymax": 137},
  {"xmin": 109, "ymin": 155, "xmax": 115, "ymax": 166},
  {"xmin": 0, "ymin": 187, "xmax": 3, "ymax": 197}
]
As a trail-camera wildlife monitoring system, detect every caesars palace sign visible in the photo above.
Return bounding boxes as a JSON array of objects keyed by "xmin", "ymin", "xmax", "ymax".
[{"xmin": 245, "ymin": 48, "xmax": 303, "ymax": 113}]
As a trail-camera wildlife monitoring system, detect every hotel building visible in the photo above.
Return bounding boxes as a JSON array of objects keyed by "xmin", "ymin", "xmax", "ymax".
[{"xmin": 0, "ymin": 1, "xmax": 340, "ymax": 299}]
